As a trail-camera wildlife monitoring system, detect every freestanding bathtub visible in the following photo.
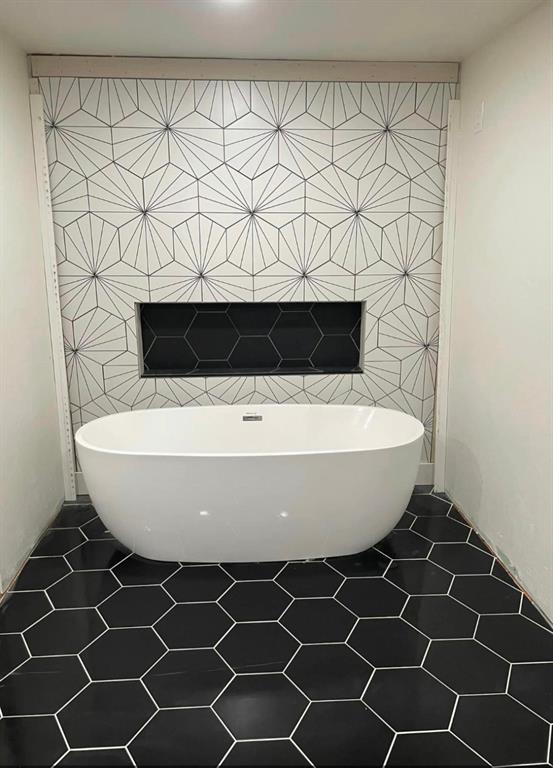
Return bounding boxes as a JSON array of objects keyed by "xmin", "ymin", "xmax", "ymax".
[{"xmin": 75, "ymin": 404, "xmax": 424, "ymax": 563}]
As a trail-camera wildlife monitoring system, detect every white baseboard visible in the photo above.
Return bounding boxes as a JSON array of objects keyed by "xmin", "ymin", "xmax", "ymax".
[{"xmin": 75, "ymin": 463, "xmax": 434, "ymax": 497}]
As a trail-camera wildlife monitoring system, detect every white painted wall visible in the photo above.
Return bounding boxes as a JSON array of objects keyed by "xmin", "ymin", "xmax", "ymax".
[
  {"xmin": 0, "ymin": 29, "xmax": 64, "ymax": 591},
  {"xmin": 446, "ymin": 0, "xmax": 553, "ymax": 618}
]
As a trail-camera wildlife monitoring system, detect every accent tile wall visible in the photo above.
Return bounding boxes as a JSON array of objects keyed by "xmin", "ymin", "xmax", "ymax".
[{"xmin": 40, "ymin": 77, "xmax": 456, "ymax": 462}]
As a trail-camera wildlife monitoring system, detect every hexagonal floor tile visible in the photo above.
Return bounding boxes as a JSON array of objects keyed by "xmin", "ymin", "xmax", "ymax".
[
  {"xmin": 12, "ymin": 556, "xmax": 70, "ymax": 590},
  {"xmin": 0, "ymin": 591, "xmax": 50, "ymax": 632},
  {"xmin": 56, "ymin": 748, "xmax": 133, "ymax": 766},
  {"xmin": 58, "ymin": 681, "xmax": 156, "ymax": 748},
  {"xmin": 424, "ymin": 639, "xmax": 509, "ymax": 693},
  {"xmin": 394, "ymin": 511, "xmax": 416, "ymax": 529},
  {"xmin": 402, "ymin": 595, "xmax": 478, "ymax": 639},
  {"xmin": 387, "ymin": 732, "xmax": 486, "ymax": 766},
  {"xmin": 293, "ymin": 701, "xmax": 393, "ymax": 766},
  {"xmin": 0, "ymin": 716, "xmax": 65, "ymax": 766},
  {"xmin": 217, "ymin": 621, "xmax": 298, "ymax": 673},
  {"xmin": 129, "ymin": 709, "xmax": 232, "ymax": 766},
  {"xmin": 66, "ymin": 540, "xmax": 128, "ymax": 571},
  {"xmin": 375, "ymin": 530, "xmax": 432, "ymax": 559},
  {"xmin": 80, "ymin": 517, "xmax": 114, "ymax": 542},
  {"xmin": 80, "ymin": 628, "xmax": 165, "ymax": 680},
  {"xmin": 221, "ymin": 561, "xmax": 285, "ymax": 580},
  {"xmin": 521, "ymin": 595, "xmax": 552, "ymax": 629},
  {"xmin": 48, "ymin": 571, "xmax": 119, "ymax": 608},
  {"xmin": 336, "ymin": 577, "xmax": 407, "ymax": 617},
  {"xmin": 407, "ymin": 494, "xmax": 451, "ymax": 516},
  {"xmin": 476, "ymin": 614, "xmax": 553, "ymax": 662},
  {"xmin": 0, "ymin": 634, "xmax": 29, "ymax": 679},
  {"xmin": 163, "ymin": 565, "xmax": 233, "ymax": 602},
  {"xmin": 222, "ymin": 740, "xmax": 310, "ymax": 766},
  {"xmin": 52, "ymin": 504, "xmax": 97, "ymax": 528},
  {"xmin": 385, "ymin": 559, "xmax": 452, "ymax": 594},
  {"xmin": 429, "ymin": 542, "xmax": 493, "ymax": 574},
  {"xmin": 0, "ymin": 656, "xmax": 88, "ymax": 715},
  {"xmin": 32, "ymin": 528, "xmax": 85, "ymax": 556},
  {"xmin": 450, "ymin": 575, "xmax": 521, "ymax": 614},
  {"xmin": 326, "ymin": 548, "xmax": 390, "ymax": 577},
  {"xmin": 412, "ymin": 516, "xmax": 470, "ymax": 543},
  {"xmin": 214, "ymin": 673, "xmax": 307, "ymax": 739},
  {"xmin": 287, "ymin": 643, "xmax": 372, "ymax": 700},
  {"xmin": 98, "ymin": 586, "xmax": 173, "ymax": 628},
  {"xmin": 276, "ymin": 561, "xmax": 343, "ymax": 597},
  {"xmin": 143, "ymin": 649, "xmax": 232, "ymax": 707},
  {"xmin": 452, "ymin": 694, "xmax": 550, "ymax": 766},
  {"xmin": 508, "ymin": 662, "xmax": 553, "ymax": 721},
  {"xmin": 155, "ymin": 603, "xmax": 232, "ymax": 648},
  {"xmin": 363, "ymin": 667, "xmax": 456, "ymax": 731},
  {"xmin": 281, "ymin": 598, "xmax": 356, "ymax": 643},
  {"xmin": 219, "ymin": 581, "xmax": 291, "ymax": 621},
  {"xmin": 348, "ymin": 618, "xmax": 428, "ymax": 667},
  {"xmin": 112, "ymin": 556, "xmax": 179, "ymax": 585},
  {"xmin": 24, "ymin": 608, "xmax": 105, "ymax": 656}
]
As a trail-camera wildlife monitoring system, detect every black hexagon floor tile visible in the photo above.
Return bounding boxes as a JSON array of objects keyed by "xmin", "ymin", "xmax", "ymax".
[
  {"xmin": 281, "ymin": 598, "xmax": 356, "ymax": 643},
  {"xmin": 221, "ymin": 561, "xmax": 285, "ymax": 580},
  {"xmin": 325, "ymin": 547, "xmax": 390, "ymax": 577},
  {"xmin": 293, "ymin": 700, "xmax": 393, "ymax": 766},
  {"xmin": 56, "ymin": 748, "xmax": 133, "ymax": 766},
  {"xmin": 217, "ymin": 621, "xmax": 299, "ymax": 673},
  {"xmin": 452, "ymin": 694, "xmax": 550, "ymax": 766},
  {"xmin": 450, "ymin": 574, "xmax": 521, "ymax": 614},
  {"xmin": 336, "ymin": 576, "xmax": 407, "ymax": 617},
  {"xmin": 66, "ymin": 540, "xmax": 128, "ymax": 571},
  {"xmin": 276, "ymin": 561, "xmax": 343, "ymax": 597},
  {"xmin": 0, "ymin": 634, "xmax": 29, "ymax": 679},
  {"xmin": 163, "ymin": 564, "xmax": 233, "ymax": 602},
  {"xmin": 219, "ymin": 580, "xmax": 291, "ymax": 621},
  {"xmin": 11, "ymin": 556, "xmax": 70, "ymax": 591},
  {"xmin": 80, "ymin": 627, "xmax": 165, "ymax": 680},
  {"xmin": 386, "ymin": 731, "xmax": 486, "ymax": 766},
  {"xmin": 476, "ymin": 613, "xmax": 553, "ymax": 662},
  {"xmin": 348, "ymin": 618, "xmax": 428, "ymax": 667},
  {"xmin": 143, "ymin": 648, "xmax": 232, "ymax": 707},
  {"xmin": 375, "ymin": 530, "xmax": 432, "ymax": 559},
  {"xmin": 112, "ymin": 555, "xmax": 179, "ymax": 585},
  {"xmin": 32, "ymin": 528, "xmax": 85, "ymax": 556},
  {"xmin": 402, "ymin": 594, "xmax": 478, "ymax": 638},
  {"xmin": 0, "ymin": 715, "xmax": 66, "ymax": 766},
  {"xmin": 214, "ymin": 673, "xmax": 308, "ymax": 739},
  {"xmin": 412, "ymin": 516, "xmax": 470, "ymax": 543},
  {"xmin": 155, "ymin": 602, "xmax": 232, "ymax": 648},
  {"xmin": 98, "ymin": 585, "xmax": 173, "ymax": 627},
  {"xmin": 129, "ymin": 708, "xmax": 232, "ymax": 766},
  {"xmin": 286, "ymin": 643, "xmax": 372, "ymax": 700},
  {"xmin": 385, "ymin": 559, "xmax": 453, "ymax": 594},
  {"xmin": 80, "ymin": 516, "xmax": 114, "ymax": 541},
  {"xmin": 0, "ymin": 591, "xmax": 50, "ymax": 632},
  {"xmin": 58, "ymin": 681, "xmax": 156, "ymax": 749},
  {"xmin": 48, "ymin": 570, "xmax": 119, "ymax": 608},
  {"xmin": 363, "ymin": 667, "xmax": 456, "ymax": 731},
  {"xmin": 24, "ymin": 607, "xmax": 105, "ymax": 655},
  {"xmin": 407, "ymin": 494, "xmax": 451, "ymax": 516},
  {"xmin": 508, "ymin": 662, "xmax": 553, "ymax": 721},
  {"xmin": 429, "ymin": 542, "xmax": 493, "ymax": 574},
  {"xmin": 52, "ymin": 504, "xmax": 97, "ymax": 528},
  {"xmin": 424, "ymin": 639, "xmax": 509, "ymax": 693},
  {"xmin": 0, "ymin": 655, "xmax": 88, "ymax": 715},
  {"xmin": 222, "ymin": 739, "xmax": 310, "ymax": 766}
]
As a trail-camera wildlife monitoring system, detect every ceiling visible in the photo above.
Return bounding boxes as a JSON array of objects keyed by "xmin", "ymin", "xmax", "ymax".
[{"xmin": 0, "ymin": 0, "xmax": 541, "ymax": 62}]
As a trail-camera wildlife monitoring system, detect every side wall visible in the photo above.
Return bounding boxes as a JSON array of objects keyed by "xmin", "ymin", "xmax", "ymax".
[
  {"xmin": 446, "ymin": 0, "xmax": 553, "ymax": 617},
  {"xmin": 0, "ymin": 31, "xmax": 64, "ymax": 591}
]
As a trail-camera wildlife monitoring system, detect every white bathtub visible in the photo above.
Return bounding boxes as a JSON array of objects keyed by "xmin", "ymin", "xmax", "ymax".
[{"xmin": 75, "ymin": 404, "xmax": 424, "ymax": 563}]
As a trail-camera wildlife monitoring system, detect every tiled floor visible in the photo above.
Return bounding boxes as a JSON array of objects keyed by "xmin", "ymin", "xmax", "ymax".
[{"xmin": 0, "ymin": 489, "xmax": 552, "ymax": 767}]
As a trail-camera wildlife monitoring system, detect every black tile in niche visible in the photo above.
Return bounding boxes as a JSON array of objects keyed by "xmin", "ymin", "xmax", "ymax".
[
  {"xmin": 375, "ymin": 529, "xmax": 432, "ymax": 559},
  {"xmin": 326, "ymin": 547, "xmax": 390, "ymax": 577},
  {"xmin": 228, "ymin": 302, "xmax": 280, "ymax": 335},
  {"xmin": 143, "ymin": 649, "xmax": 232, "ymax": 707},
  {"xmin": 48, "ymin": 570, "xmax": 119, "ymax": 608},
  {"xmin": 98, "ymin": 585, "xmax": 173, "ymax": 627},
  {"xmin": 155, "ymin": 603, "xmax": 232, "ymax": 648},
  {"xmin": 24, "ymin": 608, "xmax": 105, "ymax": 655},
  {"xmin": 0, "ymin": 715, "xmax": 65, "ymax": 767},
  {"xmin": 144, "ymin": 336, "xmax": 197, "ymax": 372},
  {"xmin": 276, "ymin": 561, "xmax": 343, "ymax": 597},
  {"xmin": 214, "ymin": 673, "xmax": 307, "ymax": 739},
  {"xmin": 387, "ymin": 732, "xmax": 486, "ymax": 766},
  {"xmin": 186, "ymin": 312, "xmax": 239, "ymax": 359},
  {"xmin": 311, "ymin": 334, "xmax": 359, "ymax": 368},
  {"xmin": 293, "ymin": 700, "xmax": 393, "ymax": 767},
  {"xmin": 450, "ymin": 574, "xmax": 521, "ymax": 614},
  {"xmin": 52, "ymin": 504, "xmax": 97, "ymax": 528},
  {"xmin": 0, "ymin": 655, "xmax": 88, "ymax": 716},
  {"xmin": 129, "ymin": 708, "xmax": 232, "ymax": 767},
  {"xmin": 80, "ymin": 516, "xmax": 113, "ymax": 540},
  {"xmin": 0, "ymin": 634, "xmax": 29, "ymax": 679},
  {"xmin": 0, "ymin": 591, "xmax": 50, "ymax": 632},
  {"xmin": 58, "ymin": 680, "xmax": 156, "ymax": 749},
  {"xmin": 424, "ymin": 639, "xmax": 509, "ymax": 694},
  {"xmin": 402, "ymin": 595, "xmax": 478, "ymax": 639},
  {"xmin": 476, "ymin": 614, "xmax": 553, "ymax": 662},
  {"xmin": 451, "ymin": 694, "xmax": 550, "ymax": 766},
  {"xmin": 112, "ymin": 555, "xmax": 179, "ymax": 585},
  {"xmin": 80, "ymin": 628, "xmax": 165, "ymax": 680},
  {"xmin": 407, "ymin": 494, "xmax": 451, "ymax": 516},
  {"xmin": 12, "ymin": 556, "xmax": 70, "ymax": 590},
  {"xmin": 509, "ymin": 662, "xmax": 553, "ymax": 721},
  {"xmin": 221, "ymin": 561, "xmax": 285, "ymax": 580},
  {"xmin": 57, "ymin": 749, "xmax": 133, "ymax": 766},
  {"xmin": 386, "ymin": 559, "xmax": 453, "ymax": 594},
  {"xmin": 228, "ymin": 336, "xmax": 280, "ymax": 369},
  {"xmin": 217, "ymin": 621, "xmax": 298, "ymax": 673},
  {"xmin": 336, "ymin": 577, "xmax": 407, "ymax": 617},
  {"xmin": 270, "ymin": 311, "xmax": 322, "ymax": 358},
  {"xmin": 163, "ymin": 564, "xmax": 233, "ymax": 602},
  {"xmin": 281, "ymin": 598, "xmax": 356, "ymax": 643},
  {"xmin": 429, "ymin": 542, "xmax": 493, "ymax": 574},
  {"xmin": 363, "ymin": 667, "xmax": 456, "ymax": 731},
  {"xmin": 412, "ymin": 515, "xmax": 470, "ymax": 542},
  {"xmin": 287, "ymin": 643, "xmax": 372, "ymax": 700},
  {"xmin": 219, "ymin": 581, "xmax": 291, "ymax": 621},
  {"xmin": 32, "ymin": 527, "xmax": 85, "ymax": 556},
  {"xmin": 141, "ymin": 302, "xmax": 196, "ymax": 336},
  {"xmin": 222, "ymin": 740, "xmax": 310, "ymax": 766},
  {"xmin": 312, "ymin": 301, "xmax": 360, "ymax": 334},
  {"xmin": 348, "ymin": 618, "xmax": 428, "ymax": 667}
]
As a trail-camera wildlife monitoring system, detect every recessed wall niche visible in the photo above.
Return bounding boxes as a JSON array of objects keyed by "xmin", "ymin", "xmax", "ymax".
[{"xmin": 138, "ymin": 302, "xmax": 363, "ymax": 377}]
